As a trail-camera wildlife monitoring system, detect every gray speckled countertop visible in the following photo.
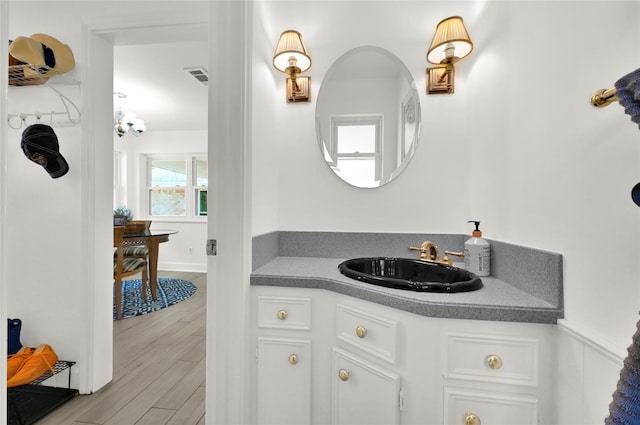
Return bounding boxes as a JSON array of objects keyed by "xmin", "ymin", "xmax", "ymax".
[{"xmin": 250, "ymin": 232, "xmax": 564, "ymax": 324}]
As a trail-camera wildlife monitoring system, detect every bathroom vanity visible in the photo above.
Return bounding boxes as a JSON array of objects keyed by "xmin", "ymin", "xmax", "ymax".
[{"xmin": 250, "ymin": 232, "xmax": 563, "ymax": 425}]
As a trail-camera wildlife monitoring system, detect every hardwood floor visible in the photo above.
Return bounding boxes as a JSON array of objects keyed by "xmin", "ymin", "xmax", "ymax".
[{"xmin": 36, "ymin": 271, "xmax": 207, "ymax": 425}]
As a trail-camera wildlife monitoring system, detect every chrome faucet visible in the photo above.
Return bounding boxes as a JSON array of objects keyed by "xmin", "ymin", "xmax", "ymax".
[{"xmin": 409, "ymin": 241, "xmax": 464, "ymax": 266}]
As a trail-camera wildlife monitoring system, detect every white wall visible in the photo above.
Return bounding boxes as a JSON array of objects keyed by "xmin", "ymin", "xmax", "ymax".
[
  {"xmin": 252, "ymin": 0, "xmax": 281, "ymax": 236},
  {"xmin": 6, "ymin": 81, "xmax": 91, "ymax": 391},
  {"xmin": 1, "ymin": 2, "xmax": 8, "ymax": 415},
  {"xmin": 254, "ymin": 1, "xmax": 640, "ymax": 422},
  {"xmin": 114, "ymin": 129, "xmax": 208, "ymax": 272},
  {"xmin": 5, "ymin": 0, "xmax": 210, "ymax": 393}
]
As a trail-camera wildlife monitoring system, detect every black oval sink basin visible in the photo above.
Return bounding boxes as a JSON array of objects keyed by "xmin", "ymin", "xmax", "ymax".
[{"xmin": 338, "ymin": 257, "xmax": 483, "ymax": 293}]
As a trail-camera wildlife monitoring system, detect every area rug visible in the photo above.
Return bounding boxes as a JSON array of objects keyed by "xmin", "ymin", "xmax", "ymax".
[{"xmin": 114, "ymin": 278, "xmax": 197, "ymax": 320}]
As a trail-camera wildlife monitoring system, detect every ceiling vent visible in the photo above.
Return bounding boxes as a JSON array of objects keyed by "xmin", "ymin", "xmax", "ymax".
[{"xmin": 184, "ymin": 67, "xmax": 209, "ymax": 85}]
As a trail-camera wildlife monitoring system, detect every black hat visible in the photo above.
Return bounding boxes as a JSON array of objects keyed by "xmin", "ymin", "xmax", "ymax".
[{"xmin": 21, "ymin": 124, "xmax": 69, "ymax": 178}]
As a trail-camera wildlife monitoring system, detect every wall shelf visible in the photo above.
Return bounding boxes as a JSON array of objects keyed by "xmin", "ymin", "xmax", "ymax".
[
  {"xmin": 7, "ymin": 65, "xmax": 81, "ymax": 129},
  {"xmin": 9, "ymin": 64, "xmax": 76, "ymax": 87}
]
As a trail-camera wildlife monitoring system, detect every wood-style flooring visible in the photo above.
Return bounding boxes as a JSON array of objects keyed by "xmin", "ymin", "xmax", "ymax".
[{"xmin": 35, "ymin": 271, "xmax": 207, "ymax": 425}]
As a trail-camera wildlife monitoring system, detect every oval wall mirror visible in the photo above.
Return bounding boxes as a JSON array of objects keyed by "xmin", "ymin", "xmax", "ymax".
[{"xmin": 315, "ymin": 46, "xmax": 420, "ymax": 188}]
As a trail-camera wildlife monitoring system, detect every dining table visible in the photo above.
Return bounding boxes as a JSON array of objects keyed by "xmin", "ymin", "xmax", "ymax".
[{"xmin": 122, "ymin": 228, "xmax": 178, "ymax": 300}]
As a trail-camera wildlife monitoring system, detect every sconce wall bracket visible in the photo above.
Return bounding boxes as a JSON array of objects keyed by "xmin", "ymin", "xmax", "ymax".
[
  {"xmin": 286, "ymin": 76, "xmax": 311, "ymax": 103},
  {"xmin": 426, "ymin": 64, "xmax": 455, "ymax": 94}
]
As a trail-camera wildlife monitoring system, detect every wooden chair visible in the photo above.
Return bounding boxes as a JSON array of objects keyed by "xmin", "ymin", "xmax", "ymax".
[
  {"xmin": 121, "ymin": 220, "xmax": 154, "ymax": 299},
  {"xmin": 114, "ymin": 226, "xmax": 149, "ymax": 320}
]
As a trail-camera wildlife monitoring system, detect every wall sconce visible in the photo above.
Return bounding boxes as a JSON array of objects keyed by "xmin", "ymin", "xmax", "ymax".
[
  {"xmin": 273, "ymin": 30, "xmax": 312, "ymax": 103},
  {"xmin": 426, "ymin": 16, "xmax": 473, "ymax": 95}
]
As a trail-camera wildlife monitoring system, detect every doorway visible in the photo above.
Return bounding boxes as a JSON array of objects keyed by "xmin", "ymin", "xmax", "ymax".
[
  {"xmin": 83, "ymin": 17, "xmax": 209, "ymax": 395},
  {"xmin": 87, "ymin": 4, "xmax": 252, "ymax": 423},
  {"xmin": 112, "ymin": 39, "xmax": 209, "ymax": 269}
]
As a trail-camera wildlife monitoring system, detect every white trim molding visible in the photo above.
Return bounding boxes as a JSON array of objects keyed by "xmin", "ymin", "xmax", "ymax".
[
  {"xmin": 557, "ymin": 319, "xmax": 626, "ymax": 365},
  {"xmin": 207, "ymin": 1, "xmax": 253, "ymax": 424},
  {"xmin": 1, "ymin": 0, "xmax": 9, "ymax": 416}
]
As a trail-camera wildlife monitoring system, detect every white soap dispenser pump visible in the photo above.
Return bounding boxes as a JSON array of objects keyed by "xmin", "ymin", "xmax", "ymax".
[{"xmin": 464, "ymin": 220, "xmax": 490, "ymax": 277}]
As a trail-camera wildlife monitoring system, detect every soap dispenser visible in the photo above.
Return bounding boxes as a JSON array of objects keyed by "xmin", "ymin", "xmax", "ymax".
[{"xmin": 464, "ymin": 221, "xmax": 490, "ymax": 277}]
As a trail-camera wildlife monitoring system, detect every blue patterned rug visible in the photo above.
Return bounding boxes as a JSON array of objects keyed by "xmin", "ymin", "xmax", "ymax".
[{"xmin": 114, "ymin": 278, "xmax": 197, "ymax": 320}]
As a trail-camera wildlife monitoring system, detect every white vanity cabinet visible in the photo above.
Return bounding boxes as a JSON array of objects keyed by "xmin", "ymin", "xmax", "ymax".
[
  {"xmin": 257, "ymin": 337, "xmax": 311, "ymax": 424},
  {"xmin": 254, "ymin": 291, "xmax": 314, "ymax": 425},
  {"xmin": 440, "ymin": 320, "xmax": 553, "ymax": 425},
  {"xmin": 332, "ymin": 303, "xmax": 403, "ymax": 424},
  {"xmin": 332, "ymin": 347, "xmax": 401, "ymax": 424},
  {"xmin": 251, "ymin": 286, "xmax": 553, "ymax": 425}
]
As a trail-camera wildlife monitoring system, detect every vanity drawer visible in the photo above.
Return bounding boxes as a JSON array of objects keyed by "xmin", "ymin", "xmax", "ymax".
[
  {"xmin": 336, "ymin": 304, "xmax": 398, "ymax": 364},
  {"xmin": 258, "ymin": 296, "xmax": 311, "ymax": 330},
  {"xmin": 443, "ymin": 332, "xmax": 539, "ymax": 386},
  {"xmin": 444, "ymin": 387, "xmax": 538, "ymax": 425}
]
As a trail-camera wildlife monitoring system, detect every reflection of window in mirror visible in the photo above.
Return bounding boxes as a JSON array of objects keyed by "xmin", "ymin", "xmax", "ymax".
[{"xmin": 331, "ymin": 115, "xmax": 382, "ymax": 188}]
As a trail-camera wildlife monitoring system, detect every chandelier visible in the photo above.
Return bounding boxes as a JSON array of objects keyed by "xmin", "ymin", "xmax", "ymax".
[{"xmin": 114, "ymin": 92, "xmax": 146, "ymax": 137}]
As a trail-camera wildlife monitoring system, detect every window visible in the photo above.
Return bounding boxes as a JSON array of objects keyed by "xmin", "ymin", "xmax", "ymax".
[
  {"xmin": 146, "ymin": 155, "xmax": 208, "ymax": 219},
  {"xmin": 330, "ymin": 115, "xmax": 382, "ymax": 187},
  {"xmin": 195, "ymin": 159, "xmax": 208, "ymax": 216}
]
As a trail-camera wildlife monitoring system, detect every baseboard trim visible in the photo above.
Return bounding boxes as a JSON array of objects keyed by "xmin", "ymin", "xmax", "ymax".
[{"xmin": 158, "ymin": 262, "xmax": 207, "ymax": 273}]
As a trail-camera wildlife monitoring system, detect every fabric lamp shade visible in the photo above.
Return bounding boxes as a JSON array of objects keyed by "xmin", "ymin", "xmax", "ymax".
[
  {"xmin": 273, "ymin": 30, "xmax": 311, "ymax": 74},
  {"xmin": 427, "ymin": 16, "xmax": 473, "ymax": 64}
]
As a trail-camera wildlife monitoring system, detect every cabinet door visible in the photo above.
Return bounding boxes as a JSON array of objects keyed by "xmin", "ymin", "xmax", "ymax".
[
  {"xmin": 258, "ymin": 337, "xmax": 311, "ymax": 425},
  {"xmin": 332, "ymin": 348, "xmax": 401, "ymax": 425},
  {"xmin": 444, "ymin": 387, "xmax": 538, "ymax": 425}
]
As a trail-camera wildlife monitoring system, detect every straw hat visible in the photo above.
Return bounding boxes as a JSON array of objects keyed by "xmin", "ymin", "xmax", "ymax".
[
  {"xmin": 9, "ymin": 33, "xmax": 75, "ymax": 78},
  {"xmin": 8, "ymin": 40, "xmax": 19, "ymax": 66}
]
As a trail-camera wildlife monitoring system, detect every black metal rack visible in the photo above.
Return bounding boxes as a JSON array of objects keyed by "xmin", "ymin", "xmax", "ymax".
[{"xmin": 7, "ymin": 360, "xmax": 78, "ymax": 425}]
